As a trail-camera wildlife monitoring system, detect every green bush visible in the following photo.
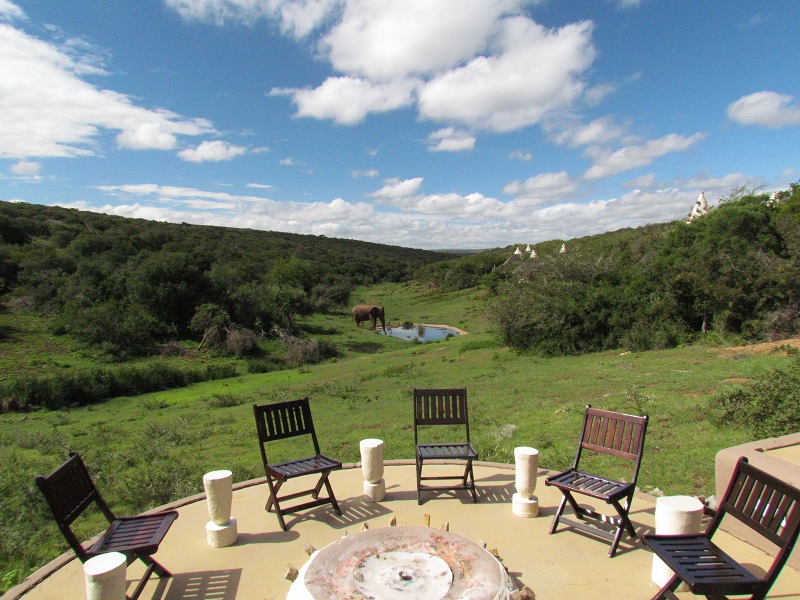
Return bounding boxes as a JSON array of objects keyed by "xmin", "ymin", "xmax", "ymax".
[
  {"xmin": 0, "ymin": 363, "xmax": 239, "ymax": 412},
  {"xmin": 707, "ymin": 355, "xmax": 800, "ymax": 437}
]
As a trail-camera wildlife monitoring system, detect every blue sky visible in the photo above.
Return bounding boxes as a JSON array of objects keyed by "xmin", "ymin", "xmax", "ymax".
[{"xmin": 1, "ymin": 0, "xmax": 798, "ymax": 250}]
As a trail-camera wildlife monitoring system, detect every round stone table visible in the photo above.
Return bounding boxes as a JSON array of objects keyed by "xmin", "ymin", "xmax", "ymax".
[{"xmin": 287, "ymin": 526, "xmax": 515, "ymax": 600}]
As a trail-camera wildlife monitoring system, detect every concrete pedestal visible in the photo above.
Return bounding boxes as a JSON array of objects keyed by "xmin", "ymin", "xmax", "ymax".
[
  {"xmin": 512, "ymin": 447, "xmax": 539, "ymax": 518},
  {"xmin": 84, "ymin": 552, "xmax": 127, "ymax": 600},
  {"xmin": 206, "ymin": 517, "xmax": 239, "ymax": 548},
  {"xmin": 360, "ymin": 439, "xmax": 386, "ymax": 502},
  {"xmin": 203, "ymin": 469, "xmax": 238, "ymax": 547},
  {"xmin": 651, "ymin": 495, "xmax": 704, "ymax": 590},
  {"xmin": 363, "ymin": 478, "xmax": 386, "ymax": 503}
]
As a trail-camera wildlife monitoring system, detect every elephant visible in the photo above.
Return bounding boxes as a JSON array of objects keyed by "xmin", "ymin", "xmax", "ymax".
[{"xmin": 352, "ymin": 304, "xmax": 386, "ymax": 333}]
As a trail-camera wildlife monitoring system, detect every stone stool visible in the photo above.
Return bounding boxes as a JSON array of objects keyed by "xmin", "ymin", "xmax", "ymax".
[
  {"xmin": 203, "ymin": 469, "xmax": 238, "ymax": 548},
  {"xmin": 651, "ymin": 495, "xmax": 704, "ymax": 590},
  {"xmin": 84, "ymin": 551, "xmax": 127, "ymax": 600},
  {"xmin": 512, "ymin": 447, "xmax": 540, "ymax": 517},
  {"xmin": 360, "ymin": 438, "xmax": 386, "ymax": 502}
]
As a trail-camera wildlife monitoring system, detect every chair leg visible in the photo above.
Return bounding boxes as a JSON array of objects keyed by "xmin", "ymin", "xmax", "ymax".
[
  {"xmin": 608, "ymin": 497, "xmax": 637, "ymax": 557},
  {"xmin": 649, "ymin": 574, "xmax": 681, "ymax": 600},
  {"xmin": 128, "ymin": 555, "xmax": 173, "ymax": 600},
  {"xmin": 416, "ymin": 456, "xmax": 424, "ymax": 505},
  {"xmin": 323, "ymin": 474, "xmax": 341, "ymax": 515},
  {"xmin": 466, "ymin": 460, "xmax": 477, "ymax": 503},
  {"xmin": 550, "ymin": 494, "xmax": 569, "ymax": 534},
  {"xmin": 265, "ymin": 477, "xmax": 283, "ymax": 513}
]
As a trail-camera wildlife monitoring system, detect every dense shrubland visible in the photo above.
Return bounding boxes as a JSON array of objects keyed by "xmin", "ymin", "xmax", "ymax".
[
  {"xmin": 0, "ymin": 202, "xmax": 453, "ymax": 358},
  {"xmin": 484, "ymin": 185, "xmax": 800, "ymax": 355}
]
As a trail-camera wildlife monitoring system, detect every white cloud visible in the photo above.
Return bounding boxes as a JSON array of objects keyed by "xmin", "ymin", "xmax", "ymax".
[
  {"xmin": 246, "ymin": 182, "xmax": 274, "ymax": 189},
  {"xmin": 10, "ymin": 160, "xmax": 41, "ymax": 178},
  {"xmin": 83, "ymin": 173, "xmax": 766, "ymax": 250},
  {"xmin": 502, "ymin": 171, "xmax": 577, "ymax": 204},
  {"xmin": 271, "ymin": 77, "xmax": 416, "ymax": 125},
  {"xmin": 321, "ymin": 0, "xmax": 525, "ymax": 81},
  {"xmin": 0, "ymin": 0, "xmax": 25, "ymax": 21},
  {"xmin": 509, "ymin": 150, "xmax": 533, "ymax": 161},
  {"xmin": 0, "ymin": 21, "xmax": 214, "ymax": 159},
  {"xmin": 177, "ymin": 140, "xmax": 247, "ymax": 162},
  {"xmin": 427, "ymin": 128, "xmax": 476, "ymax": 152},
  {"xmin": 417, "ymin": 18, "xmax": 595, "ymax": 132},
  {"xmin": 583, "ymin": 132, "xmax": 706, "ymax": 179},
  {"xmin": 727, "ymin": 91, "xmax": 800, "ymax": 128},
  {"xmin": 352, "ymin": 169, "xmax": 379, "ymax": 178},
  {"xmin": 164, "ymin": 0, "xmax": 339, "ymax": 37},
  {"xmin": 550, "ymin": 115, "xmax": 628, "ymax": 148},
  {"xmin": 366, "ymin": 177, "xmax": 424, "ymax": 199},
  {"xmin": 279, "ymin": 157, "xmax": 304, "ymax": 166}
]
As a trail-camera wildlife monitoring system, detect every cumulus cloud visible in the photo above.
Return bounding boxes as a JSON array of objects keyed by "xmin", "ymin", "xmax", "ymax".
[
  {"xmin": 271, "ymin": 77, "xmax": 416, "ymax": 125},
  {"xmin": 427, "ymin": 128, "xmax": 476, "ymax": 152},
  {"xmin": 83, "ymin": 177, "xmax": 728, "ymax": 250},
  {"xmin": 10, "ymin": 160, "xmax": 41, "ymax": 178},
  {"xmin": 549, "ymin": 115, "xmax": 628, "ymax": 148},
  {"xmin": 0, "ymin": 20, "xmax": 214, "ymax": 159},
  {"xmin": 165, "ymin": 0, "xmax": 338, "ymax": 37},
  {"xmin": 177, "ymin": 140, "xmax": 247, "ymax": 162},
  {"xmin": 321, "ymin": 0, "xmax": 524, "ymax": 81},
  {"xmin": 502, "ymin": 171, "xmax": 578, "ymax": 203},
  {"xmin": 366, "ymin": 177, "xmax": 424, "ymax": 199},
  {"xmin": 418, "ymin": 19, "xmax": 595, "ymax": 132},
  {"xmin": 583, "ymin": 132, "xmax": 706, "ymax": 179},
  {"xmin": 268, "ymin": 3, "xmax": 597, "ymax": 134},
  {"xmin": 727, "ymin": 91, "xmax": 800, "ymax": 128}
]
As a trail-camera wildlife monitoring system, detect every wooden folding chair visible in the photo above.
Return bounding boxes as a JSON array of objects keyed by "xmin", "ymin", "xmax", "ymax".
[
  {"xmin": 35, "ymin": 452, "xmax": 178, "ymax": 600},
  {"xmin": 414, "ymin": 387, "xmax": 479, "ymax": 505},
  {"xmin": 253, "ymin": 398, "xmax": 342, "ymax": 531},
  {"xmin": 644, "ymin": 457, "xmax": 800, "ymax": 599},
  {"xmin": 544, "ymin": 405, "xmax": 649, "ymax": 557}
]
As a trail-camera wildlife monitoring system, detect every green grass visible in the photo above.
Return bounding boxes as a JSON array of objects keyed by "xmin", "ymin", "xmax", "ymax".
[{"xmin": 0, "ymin": 282, "xmax": 794, "ymax": 590}]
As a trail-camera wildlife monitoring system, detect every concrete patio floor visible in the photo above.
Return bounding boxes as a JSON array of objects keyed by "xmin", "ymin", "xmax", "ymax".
[{"xmin": 8, "ymin": 461, "xmax": 800, "ymax": 600}]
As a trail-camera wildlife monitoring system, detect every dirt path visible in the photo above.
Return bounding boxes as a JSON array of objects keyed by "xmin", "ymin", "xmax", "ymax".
[{"xmin": 715, "ymin": 336, "xmax": 800, "ymax": 356}]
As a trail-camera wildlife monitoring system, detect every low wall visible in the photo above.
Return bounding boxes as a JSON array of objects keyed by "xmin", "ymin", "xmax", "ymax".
[{"xmin": 715, "ymin": 432, "xmax": 800, "ymax": 570}]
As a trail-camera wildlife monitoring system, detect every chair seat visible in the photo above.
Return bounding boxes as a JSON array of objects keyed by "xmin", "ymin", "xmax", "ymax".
[
  {"xmin": 417, "ymin": 443, "xmax": 478, "ymax": 461},
  {"xmin": 89, "ymin": 511, "xmax": 179, "ymax": 557},
  {"xmin": 644, "ymin": 534, "xmax": 766, "ymax": 596},
  {"xmin": 546, "ymin": 468, "xmax": 633, "ymax": 502},
  {"xmin": 267, "ymin": 455, "xmax": 341, "ymax": 480}
]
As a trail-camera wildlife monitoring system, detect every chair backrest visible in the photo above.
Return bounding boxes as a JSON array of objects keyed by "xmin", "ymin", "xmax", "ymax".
[
  {"xmin": 574, "ymin": 406, "xmax": 648, "ymax": 480},
  {"xmin": 713, "ymin": 457, "xmax": 800, "ymax": 584},
  {"xmin": 413, "ymin": 388, "xmax": 470, "ymax": 444},
  {"xmin": 35, "ymin": 452, "xmax": 115, "ymax": 561},
  {"xmin": 253, "ymin": 398, "xmax": 321, "ymax": 461}
]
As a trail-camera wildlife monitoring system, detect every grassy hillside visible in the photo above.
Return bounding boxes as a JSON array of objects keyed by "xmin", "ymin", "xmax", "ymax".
[{"xmin": 1, "ymin": 280, "xmax": 794, "ymax": 590}]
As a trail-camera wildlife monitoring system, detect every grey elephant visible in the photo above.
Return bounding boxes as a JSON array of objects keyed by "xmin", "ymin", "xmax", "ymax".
[{"xmin": 352, "ymin": 304, "xmax": 386, "ymax": 332}]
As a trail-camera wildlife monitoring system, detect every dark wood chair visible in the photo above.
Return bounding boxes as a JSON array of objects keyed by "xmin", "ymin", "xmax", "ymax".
[
  {"xmin": 413, "ymin": 387, "xmax": 479, "ymax": 505},
  {"xmin": 253, "ymin": 398, "xmax": 342, "ymax": 531},
  {"xmin": 644, "ymin": 457, "xmax": 800, "ymax": 600},
  {"xmin": 35, "ymin": 452, "xmax": 178, "ymax": 600},
  {"xmin": 544, "ymin": 405, "xmax": 649, "ymax": 557}
]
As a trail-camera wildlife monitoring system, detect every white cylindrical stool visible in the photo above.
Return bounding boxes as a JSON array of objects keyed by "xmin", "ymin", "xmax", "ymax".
[
  {"xmin": 512, "ymin": 447, "xmax": 540, "ymax": 517},
  {"xmin": 360, "ymin": 438, "xmax": 386, "ymax": 502},
  {"xmin": 651, "ymin": 495, "xmax": 704, "ymax": 590},
  {"xmin": 203, "ymin": 469, "xmax": 238, "ymax": 547},
  {"xmin": 84, "ymin": 551, "xmax": 127, "ymax": 600}
]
